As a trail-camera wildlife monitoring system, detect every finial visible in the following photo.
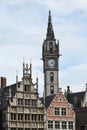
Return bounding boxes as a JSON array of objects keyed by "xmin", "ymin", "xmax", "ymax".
[
  {"xmin": 30, "ymin": 57, "xmax": 32, "ymax": 64},
  {"xmin": 26, "ymin": 63, "xmax": 28, "ymax": 69},
  {"xmin": 48, "ymin": 10, "xmax": 51, "ymax": 23},
  {"xmin": 23, "ymin": 57, "xmax": 25, "ymax": 63},
  {"xmin": 36, "ymin": 73, "xmax": 38, "ymax": 93},
  {"xmin": 16, "ymin": 70, "xmax": 18, "ymax": 83},
  {"xmin": 23, "ymin": 57, "xmax": 25, "ymax": 70},
  {"xmin": 57, "ymin": 39, "xmax": 59, "ymax": 44},
  {"xmin": 30, "ymin": 60, "xmax": 32, "ymax": 78},
  {"xmin": 36, "ymin": 73, "xmax": 38, "ymax": 81},
  {"xmin": 49, "ymin": 10, "xmax": 51, "ymax": 15},
  {"xmin": 86, "ymin": 83, "xmax": 87, "ymax": 91}
]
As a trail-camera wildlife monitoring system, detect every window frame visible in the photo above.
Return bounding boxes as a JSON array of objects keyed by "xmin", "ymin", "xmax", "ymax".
[
  {"xmin": 50, "ymin": 72, "xmax": 54, "ymax": 82},
  {"xmin": 24, "ymin": 85, "xmax": 30, "ymax": 92},
  {"xmin": 62, "ymin": 121, "xmax": 67, "ymax": 129},
  {"xmin": 50, "ymin": 85, "xmax": 54, "ymax": 94},
  {"xmin": 18, "ymin": 98, "xmax": 23, "ymax": 106},
  {"xmin": 55, "ymin": 121, "xmax": 60, "ymax": 129},
  {"xmin": 48, "ymin": 120, "xmax": 53, "ymax": 129},
  {"xmin": 61, "ymin": 108, "xmax": 66, "ymax": 116},
  {"xmin": 55, "ymin": 107, "xmax": 60, "ymax": 116},
  {"xmin": 68, "ymin": 121, "xmax": 73, "ymax": 129}
]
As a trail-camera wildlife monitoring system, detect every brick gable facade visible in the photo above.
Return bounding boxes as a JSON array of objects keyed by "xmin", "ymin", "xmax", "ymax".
[{"xmin": 46, "ymin": 89, "xmax": 75, "ymax": 130}]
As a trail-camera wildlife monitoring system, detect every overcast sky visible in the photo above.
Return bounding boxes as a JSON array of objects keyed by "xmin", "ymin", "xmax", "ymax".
[{"xmin": 0, "ymin": 0, "xmax": 87, "ymax": 96}]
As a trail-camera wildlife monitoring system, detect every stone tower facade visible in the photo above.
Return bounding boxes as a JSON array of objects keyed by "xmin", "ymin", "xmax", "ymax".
[{"xmin": 42, "ymin": 11, "xmax": 60, "ymax": 97}]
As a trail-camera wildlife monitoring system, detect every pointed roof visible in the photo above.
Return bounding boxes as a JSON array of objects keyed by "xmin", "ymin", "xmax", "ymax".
[
  {"xmin": 45, "ymin": 94, "xmax": 56, "ymax": 108},
  {"xmin": 46, "ymin": 10, "xmax": 55, "ymax": 40}
]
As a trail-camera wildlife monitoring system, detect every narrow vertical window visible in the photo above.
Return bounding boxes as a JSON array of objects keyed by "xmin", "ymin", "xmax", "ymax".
[
  {"xmin": 18, "ymin": 114, "xmax": 23, "ymax": 120},
  {"xmin": 68, "ymin": 121, "xmax": 73, "ymax": 129},
  {"xmin": 61, "ymin": 108, "xmax": 66, "ymax": 116},
  {"xmin": 18, "ymin": 98, "xmax": 23, "ymax": 106},
  {"xmin": 50, "ymin": 86, "xmax": 54, "ymax": 94},
  {"xmin": 49, "ymin": 42, "xmax": 53, "ymax": 53},
  {"xmin": 55, "ymin": 121, "xmax": 60, "ymax": 129},
  {"xmin": 55, "ymin": 108, "xmax": 60, "ymax": 115},
  {"xmin": 25, "ymin": 85, "xmax": 30, "ymax": 92},
  {"xmin": 25, "ymin": 114, "xmax": 30, "ymax": 120},
  {"xmin": 62, "ymin": 121, "xmax": 67, "ymax": 129},
  {"xmin": 50, "ymin": 72, "xmax": 54, "ymax": 82},
  {"xmin": 11, "ymin": 113, "xmax": 16, "ymax": 120}
]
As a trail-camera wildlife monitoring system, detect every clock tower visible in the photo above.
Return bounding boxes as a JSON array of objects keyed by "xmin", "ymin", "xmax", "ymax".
[{"xmin": 42, "ymin": 11, "xmax": 60, "ymax": 97}]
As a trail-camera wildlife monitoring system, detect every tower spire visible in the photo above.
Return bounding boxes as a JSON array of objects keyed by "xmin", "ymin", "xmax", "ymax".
[{"xmin": 46, "ymin": 10, "xmax": 55, "ymax": 40}]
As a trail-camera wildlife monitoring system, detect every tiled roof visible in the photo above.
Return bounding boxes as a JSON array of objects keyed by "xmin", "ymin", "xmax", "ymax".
[
  {"xmin": 40, "ymin": 94, "xmax": 56, "ymax": 109},
  {"xmin": 0, "ymin": 82, "xmax": 21, "ymax": 110},
  {"xmin": 45, "ymin": 94, "xmax": 56, "ymax": 109},
  {"xmin": 67, "ymin": 91, "xmax": 85, "ymax": 108}
]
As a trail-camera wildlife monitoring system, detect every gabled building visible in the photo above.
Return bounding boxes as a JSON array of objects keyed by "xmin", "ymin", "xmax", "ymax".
[
  {"xmin": 45, "ymin": 88, "xmax": 75, "ymax": 130},
  {"xmin": 0, "ymin": 63, "xmax": 45, "ymax": 130},
  {"xmin": 66, "ymin": 86, "xmax": 87, "ymax": 130}
]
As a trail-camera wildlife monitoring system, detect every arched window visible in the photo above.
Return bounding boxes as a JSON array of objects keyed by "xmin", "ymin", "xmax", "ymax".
[
  {"xmin": 50, "ymin": 72, "xmax": 54, "ymax": 82},
  {"xmin": 50, "ymin": 86, "xmax": 54, "ymax": 94},
  {"xmin": 49, "ymin": 42, "xmax": 53, "ymax": 53}
]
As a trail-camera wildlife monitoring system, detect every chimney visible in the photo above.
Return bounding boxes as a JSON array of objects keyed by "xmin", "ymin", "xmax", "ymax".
[
  {"xmin": 0, "ymin": 77, "xmax": 7, "ymax": 88},
  {"xmin": 86, "ymin": 83, "xmax": 87, "ymax": 91},
  {"xmin": 58, "ymin": 87, "xmax": 62, "ymax": 92}
]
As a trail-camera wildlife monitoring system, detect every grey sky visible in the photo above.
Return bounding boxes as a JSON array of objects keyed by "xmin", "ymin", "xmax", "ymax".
[{"xmin": 0, "ymin": 0, "xmax": 87, "ymax": 96}]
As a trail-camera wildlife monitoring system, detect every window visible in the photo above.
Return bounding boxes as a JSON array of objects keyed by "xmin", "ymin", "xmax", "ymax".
[
  {"xmin": 68, "ymin": 121, "xmax": 73, "ymax": 129},
  {"xmin": 55, "ymin": 121, "xmax": 60, "ymax": 129},
  {"xmin": 55, "ymin": 108, "xmax": 60, "ymax": 115},
  {"xmin": 11, "ymin": 113, "xmax": 16, "ymax": 120},
  {"xmin": 31, "ymin": 100, "xmax": 36, "ymax": 107},
  {"xmin": 48, "ymin": 120, "xmax": 53, "ymax": 129},
  {"xmin": 38, "ymin": 115, "xmax": 43, "ymax": 121},
  {"xmin": 50, "ymin": 72, "xmax": 54, "ymax": 82},
  {"xmin": 50, "ymin": 86, "xmax": 54, "ymax": 94},
  {"xmin": 11, "ymin": 128, "xmax": 16, "ymax": 130},
  {"xmin": 25, "ymin": 114, "xmax": 30, "ymax": 120},
  {"xmin": 25, "ymin": 85, "xmax": 30, "ymax": 92},
  {"xmin": 32, "ymin": 114, "xmax": 37, "ymax": 121},
  {"xmin": 81, "ymin": 126, "xmax": 87, "ymax": 130},
  {"xmin": 61, "ymin": 108, "xmax": 66, "ymax": 116},
  {"xmin": 3, "ymin": 114, "xmax": 6, "ymax": 121},
  {"xmin": 62, "ymin": 121, "xmax": 67, "ymax": 129},
  {"xmin": 18, "ymin": 114, "xmax": 23, "ymax": 120},
  {"xmin": 49, "ymin": 42, "xmax": 53, "ymax": 53},
  {"xmin": 18, "ymin": 129, "xmax": 23, "ymax": 130},
  {"xmin": 18, "ymin": 98, "xmax": 23, "ymax": 106},
  {"xmin": 25, "ymin": 99, "xmax": 30, "ymax": 106}
]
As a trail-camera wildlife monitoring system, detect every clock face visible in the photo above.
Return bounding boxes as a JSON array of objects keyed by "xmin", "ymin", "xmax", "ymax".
[{"xmin": 48, "ymin": 59, "xmax": 55, "ymax": 67}]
